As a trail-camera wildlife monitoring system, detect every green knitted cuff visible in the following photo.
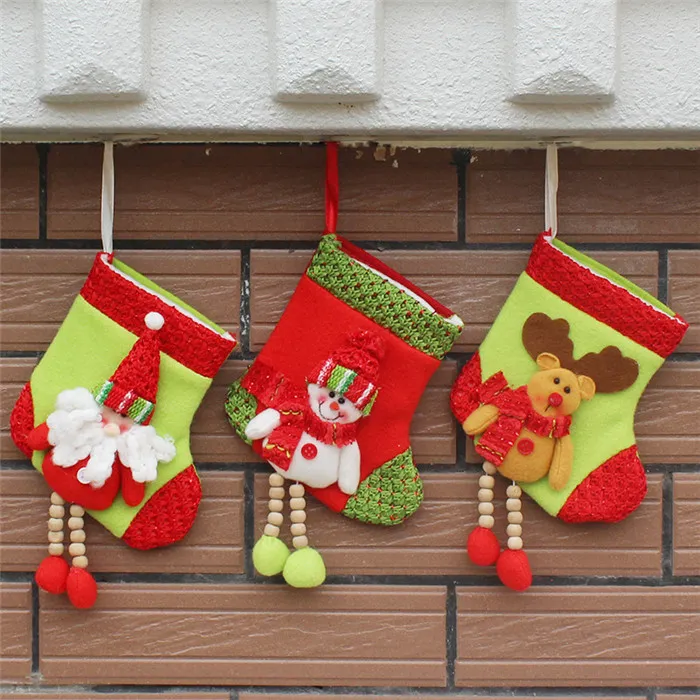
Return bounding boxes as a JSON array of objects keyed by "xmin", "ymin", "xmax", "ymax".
[
  {"xmin": 342, "ymin": 448, "xmax": 423, "ymax": 526},
  {"xmin": 307, "ymin": 234, "xmax": 461, "ymax": 359},
  {"xmin": 225, "ymin": 380, "xmax": 258, "ymax": 445}
]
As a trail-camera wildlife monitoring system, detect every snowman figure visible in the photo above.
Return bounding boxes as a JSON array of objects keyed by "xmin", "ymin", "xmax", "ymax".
[{"xmin": 244, "ymin": 330, "xmax": 384, "ymax": 588}]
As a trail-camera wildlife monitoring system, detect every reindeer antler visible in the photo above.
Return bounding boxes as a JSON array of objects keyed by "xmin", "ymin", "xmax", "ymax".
[
  {"xmin": 522, "ymin": 313, "xmax": 575, "ymax": 367},
  {"xmin": 522, "ymin": 313, "xmax": 639, "ymax": 394}
]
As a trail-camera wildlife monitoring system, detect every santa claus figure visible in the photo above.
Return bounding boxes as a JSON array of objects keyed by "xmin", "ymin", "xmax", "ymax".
[
  {"xmin": 244, "ymin": 330, "xmax": 383, "ymax": 588},
  {"xmin": 27, "ymin": 312, "xmax": 175, "ymax": 608}
]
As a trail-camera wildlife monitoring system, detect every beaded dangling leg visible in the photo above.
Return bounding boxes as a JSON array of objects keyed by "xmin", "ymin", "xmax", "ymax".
[
  {"xmin": 35, "ymin": 492, "xmax": 70, "ymax": 595},
  {"xmin": 252, "ymin": 472, "xmax": 291, "ymax": 577},
  {"xmin": 282, "ymin": 482, "xmax": 326, "ymax": 588},
  {"xmin": 65, "ymin": 504, "xmax": 98, "ymax": 608},
  {"xmin": 466, "ymin": 462, "xmax": 501, "ymax": 566},
  {"xmin": 496, "ymin": 482, "xmax": 533, "ymax": 591}
]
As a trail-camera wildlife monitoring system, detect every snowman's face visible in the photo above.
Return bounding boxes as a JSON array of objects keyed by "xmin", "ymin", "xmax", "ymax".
[{"xmin": 307, "ymin": 383, "xmax": 363, "ymax": 424}]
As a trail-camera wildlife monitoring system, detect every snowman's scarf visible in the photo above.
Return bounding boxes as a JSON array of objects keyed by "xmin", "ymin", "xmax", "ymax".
[{"xmin": 242, "ymin": 361, "xmax": 358, "ymax": 471}]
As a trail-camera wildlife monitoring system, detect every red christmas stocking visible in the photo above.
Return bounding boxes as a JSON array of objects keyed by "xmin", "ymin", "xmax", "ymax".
[
  {"xmin": 226, "ymin": 232, "xmax": 463, "ymax": 587},
  {"xmin": 10, "ymin": 253, "xmax": 236, "ymax": 607}
]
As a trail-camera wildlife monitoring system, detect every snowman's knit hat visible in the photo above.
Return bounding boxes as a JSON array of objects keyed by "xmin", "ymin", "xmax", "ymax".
[{"xmin": 310, "ymin": 331, "xmax": 384, "ymax": 415}]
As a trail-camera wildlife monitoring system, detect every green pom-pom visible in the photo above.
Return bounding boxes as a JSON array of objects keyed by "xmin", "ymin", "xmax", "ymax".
[
  {"xmin": 282, "ymin": 547, "xmax": 326, "ymax": 588},
  {"xmin": 252, "ymin": 534, "xmax": 290, "ymax": 577}
]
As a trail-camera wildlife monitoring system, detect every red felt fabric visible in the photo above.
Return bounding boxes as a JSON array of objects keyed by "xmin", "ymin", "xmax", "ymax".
[
  {"xmin": 252, "ymin": 274, "xmax": 439, "ymax": 512},
  {"xmin": 496, "ymin": 549, "xmax": 533, "ymax": 592},
  {"xmin": 119, "ymin": 464, "xmax": 147, "ymax": 507},
  {"xmin": 66, "ymin": 566, "xmax": 98, "ymax": 609},
  {"xmin": 467, "ymin": 526, "xmax": 501, "ymax": 566},
  {"xmin": 35, "ymin": 555, "xmax": 70, "ymax": 595}
]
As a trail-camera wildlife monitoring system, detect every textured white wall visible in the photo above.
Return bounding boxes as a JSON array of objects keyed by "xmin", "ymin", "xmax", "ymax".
[{"xmin": 1, "ymin": 0, "xmax": 699, "ymax": 142}]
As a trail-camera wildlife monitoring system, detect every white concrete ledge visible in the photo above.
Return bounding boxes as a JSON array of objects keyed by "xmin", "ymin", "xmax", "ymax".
[{"xmin": 1, "ymin": 0, "xmax": 698, "ymax": 140}]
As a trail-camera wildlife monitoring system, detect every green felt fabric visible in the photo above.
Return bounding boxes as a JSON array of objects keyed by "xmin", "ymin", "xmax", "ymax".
[
  {"xmin": 30, "ymin": 295, "xmax": 212, "ymax": 538},
  {"xmin": 479, "ymin": 273, "xmax": 663, "ymax": 517}
]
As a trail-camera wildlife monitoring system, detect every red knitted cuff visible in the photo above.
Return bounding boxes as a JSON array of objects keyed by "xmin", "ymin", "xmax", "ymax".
[
  {"xmin": 526, "ymin": 231, "xmax": 688, "ymax": 357},
  {"xmin": 81, "ymin": 253, "xmax": 236, "ymax": 378}
]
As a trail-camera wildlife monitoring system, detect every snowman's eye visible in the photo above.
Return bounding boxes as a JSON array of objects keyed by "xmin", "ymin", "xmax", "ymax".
[
  {"xmin": 328, "ymin": 391, "xmax": 336, "ymax": 398},
  {"xmin": 338, "ymin": 397, "xmax": 346, "ymax": 405}
]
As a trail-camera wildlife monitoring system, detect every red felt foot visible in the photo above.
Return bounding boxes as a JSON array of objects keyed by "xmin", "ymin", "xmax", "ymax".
[
  {"xmin": 558, "ymin": 446, "xmax": 647, "ymax": 524},
  {"xmin": 496, "ymin": 549, "xmax": 532, "ymax": 591},
  {"xmin": 66, "ymin": 567, "xmax": 98, "ymax": 609},
  {"xmin": 122, "ymin": 465, "xmax": 201, "ymax": 550},
  {"xmin": 467, "ymin": 526, "xmax": 501, "ymax": 566},
  {"xmin": 10, "ymin": 382, "xmax": 35, "ymax": 458},
  {"xmin": 35, "ymin": 555, "xmax": 70, "ymax": 595}
]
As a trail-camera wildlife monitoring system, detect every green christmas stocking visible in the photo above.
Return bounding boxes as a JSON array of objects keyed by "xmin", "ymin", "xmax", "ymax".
[
  {"xmin": 450, "ymin": 231, "xmax": 688, "ymax": 591},
  {"xmin": 10, "ymin": 252, "xmax": 236, "ymax": 607}
]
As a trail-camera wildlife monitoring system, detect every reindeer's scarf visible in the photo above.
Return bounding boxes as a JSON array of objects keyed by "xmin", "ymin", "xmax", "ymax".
[{"xmin": 474, "ymin": 372, "xmax": 571, "ymax": 467}]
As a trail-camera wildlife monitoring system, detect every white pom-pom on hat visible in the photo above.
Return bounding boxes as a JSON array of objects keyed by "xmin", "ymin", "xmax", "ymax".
[{"xmin": 144, "ymin": 311, "xmax": 165, "ymax": 331}]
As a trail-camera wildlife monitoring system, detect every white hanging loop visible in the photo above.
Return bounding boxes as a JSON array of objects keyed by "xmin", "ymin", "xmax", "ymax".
[
  {"xmin": 101, "ymin": 142, "xmax": 115, "ymax": 255},
  {"xmin": 544, "ymin": 143, "xmax": 559, "ymax": 237}
]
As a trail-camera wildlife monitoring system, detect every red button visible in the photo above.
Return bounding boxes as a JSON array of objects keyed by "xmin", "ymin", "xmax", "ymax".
[
  {"xmin": 517, "ymin": 438, "xmax": 534, "ymax": 455},
  {"xmin": 301, "ymin": 443, "xmax": 318, "ymax": 460}
]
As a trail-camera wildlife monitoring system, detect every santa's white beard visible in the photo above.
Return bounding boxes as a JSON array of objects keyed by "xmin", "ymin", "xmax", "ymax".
[{"xmin": 46, "ymin": 387, "xmax": 175, "ymax": 489}]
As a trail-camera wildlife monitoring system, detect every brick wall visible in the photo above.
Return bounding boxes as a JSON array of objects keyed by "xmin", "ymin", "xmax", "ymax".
[{"xmin": 0, "ymin": 143, "xmax": 698, "ymax": 698}]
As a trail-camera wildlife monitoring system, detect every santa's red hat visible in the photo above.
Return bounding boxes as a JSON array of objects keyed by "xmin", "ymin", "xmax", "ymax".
[
  {"xmin": 309, "ymin": 331, "xmax": 384, "ymax": 415},
  {"xmin": 93, "ymin": 312, "xmax": 164, "ymax": 425}
]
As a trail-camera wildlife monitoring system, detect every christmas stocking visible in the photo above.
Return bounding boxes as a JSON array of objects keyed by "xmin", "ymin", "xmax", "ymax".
[
  {"xmin": 226, "ymin": 232, "xmax": 463, "ymax": 587},
  {"xmin": 10, "ymin": 252, "xmax": 236, "ymax": 607},
  {"xmin": 450, "ymin": 231, "xmax": 688, "ymax": 591}
]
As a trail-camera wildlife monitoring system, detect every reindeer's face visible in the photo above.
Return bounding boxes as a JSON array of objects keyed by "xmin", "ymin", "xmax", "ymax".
[{"xmin": 526, "ymin": 353, "xmax": 596, "ymax": 417}]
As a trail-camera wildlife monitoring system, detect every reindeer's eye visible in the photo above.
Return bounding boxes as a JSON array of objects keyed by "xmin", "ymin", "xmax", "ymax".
[
  {"xmin": 553, "ymin": 377, "xmax": 561, "ymax": 385},
  {"xmin": 329, "ymin": 391, "xmax": 336, "ymax": 398},
  {"xmin": 338, "ymin": 397, "xmax": 346, "ymax": 404},
  {"xmin": 564, "ymin": 386, "xmax": 571, "ymax": 394}
]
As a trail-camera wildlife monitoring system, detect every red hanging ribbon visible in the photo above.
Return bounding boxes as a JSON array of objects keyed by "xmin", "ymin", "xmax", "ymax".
[{"xmin": 324, "ymin": 141, "xmax": 339, "ymax": 234}]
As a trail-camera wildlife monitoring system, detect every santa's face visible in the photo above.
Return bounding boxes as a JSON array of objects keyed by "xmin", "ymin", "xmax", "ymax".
[
  {"xmin": 307, "ymin": 383, "xmax": 362, "ymax": 424},
  {"xmin": 46, "ymin": 387, "xmax": 175, "ymax": 488}
]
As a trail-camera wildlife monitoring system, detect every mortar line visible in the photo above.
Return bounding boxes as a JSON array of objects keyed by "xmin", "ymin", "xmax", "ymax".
[
  {"xmin": 445, "ymin": 581, "xmax": 457, "ymax": 689},
  {"xmin": 31, "ymin": 579, "xmax": 40, "ymax": 674},
  {"xmin": 243, "ymin": 467, "xmax": 256, "ymax": 580},
  {"xmin": 658, "ymin": 247, "xmax": 669, "ymax": 305},
  {"xmin": 661, "ymin": 471, "xmax": 674, "ymax": 581}
]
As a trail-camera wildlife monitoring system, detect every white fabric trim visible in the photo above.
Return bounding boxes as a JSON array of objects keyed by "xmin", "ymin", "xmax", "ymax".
[
  {"xmin": 101, "ymin": 142, "xmax": 114, "ymax": 254},
  {"xmin": 544, "ymin": 143, "xmax": 559, "ymax": 237},
  {"xmin": 99, "ymin": 254, "xmax": 235, "ymax": 340}
]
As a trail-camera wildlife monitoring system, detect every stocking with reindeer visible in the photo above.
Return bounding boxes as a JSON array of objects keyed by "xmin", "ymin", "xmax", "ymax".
[{"xmin": 450, "ymin": 231, "xmax": 688, "ymax": 591}]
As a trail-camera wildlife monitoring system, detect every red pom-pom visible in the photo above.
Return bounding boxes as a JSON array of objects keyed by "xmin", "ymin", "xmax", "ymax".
[
  {"xmin": 496, "ymin": 549, "xmax": 532, "ymax": 591},
  {"xmin": 35, "ymin": 555, "xmax": 70, "ymax": 594},
  {"xmin": 66, "ymin": 567, "xmax": 98, "ymax": 609},
  {"xmin": 466, "ymin": 526, "xmax": 501, "ymax": 566}
]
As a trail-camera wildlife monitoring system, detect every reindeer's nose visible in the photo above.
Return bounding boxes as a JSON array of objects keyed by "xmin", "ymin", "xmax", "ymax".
[
  {"xmin": 330, "ymin": 401, "xmax": 339, "ymax": 411},
  {"xmin": 548, "ymin": 392, "xmax": 563, "ymax": 407}
]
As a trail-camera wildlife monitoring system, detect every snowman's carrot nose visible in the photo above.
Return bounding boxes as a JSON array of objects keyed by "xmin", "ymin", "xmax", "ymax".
[{"xmin": 330, "ymin": 401, "xmax": 339, "ymax": 411}]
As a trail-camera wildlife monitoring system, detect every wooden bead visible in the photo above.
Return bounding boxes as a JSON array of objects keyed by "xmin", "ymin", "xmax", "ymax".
[
  {"xmin": 482, "ymin": 462, "xmax": 497, "ymax": 475},
  {"xmin": 268, "ymin": 487, "xmax": 285, "ymax": 499},
  {"xmin": 68, "ymin": 516, "xmax": 84, "ymax": 530},
  {"xmin": 268, "ymin": 499, "xmax": 284, "ymax": 513},
  {"xmin": 48, "ymin": 504, "xmax": 65, "ymax": 518},
  {"xmin": 292, "ymin": 535, "xmax": 308, "ymax": 549},
  {"xmin": 289, "ymin": 483, "xmax": 305, "ymax": 498},
  {"xmin": 505, "ymin": 498, "xmax": 521, "ymax": 512},
  {"xmin": 290, "ymin": 523, "xmax": 306, "ymax": 536},
  {"xmin": 48, "ymin": 531, "xmax": 64, "ymax": 543},
  {"xmin": 72, "ymin": 555, "xmax": 89, "ymax": 569},
  {"xmin": 48, "ymin": 543, "xmax": 64, "ymax": 556},
  {"xmin": 48, "ymin": 518, "xmax": 64, "ymax": 532},
  {"xmin": 70, "ymin": 529, "xmax": 86, "ymax": 543},
  {"xmin": 507, "ymin": 536, "xmax": 523, "ymax": 550},
  {"xmin": 507, "ymin": 511, "xmax": 523, "ymax": 524},
  {"xmin": 68, "ymin": 542, "xmax": 86, "ymax": 557},
  {"xmin": 269, "ymin": 473, "xmax": 285, "ymax": 487},
  {"xmin": 478, "ymin": 502, "xmax": 494, "ymax": 515},
  {"xmin": 290, "ymin": 510, "xmax": 307, "ymax": 523},
  {"xmin": 478, "ymin": 475, "xmax": 495, "ymax": 489},
  {"xmin": 289, "ymin": 497, "xmax": 306, "ymax": 510},
  {"xmin": 477, "ymin": 489, "xmax": 494, "ymax": 502},
  {"xmin": 267, "ymin": 512, "xmax": 284, "ymax": 526},
  {"xmin": 506, "ymin": 484, "xmax": 522, "ymax": 498},
  {"xmin": 69, "ymin": 504, "xmax": 85, "ymax": 517},
  {"xmin": 50, "ymin": 492, "xmax": 65, "ymax": 505},
  {"xmin": 264, "ymin": 523, "xmax": 280, "ymax": 537},
  {"xmin": 478, "ymin": 515, "xmax": 495, "ymax": 529},
  {"xmin": 506, "ymin": 523, "xmax": 522, "ymax": 537}
]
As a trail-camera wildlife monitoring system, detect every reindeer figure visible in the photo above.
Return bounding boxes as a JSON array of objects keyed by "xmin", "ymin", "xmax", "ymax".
[{"xmin": 463, "ymin": 312, "xmax": 638, "ymax": 590}]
